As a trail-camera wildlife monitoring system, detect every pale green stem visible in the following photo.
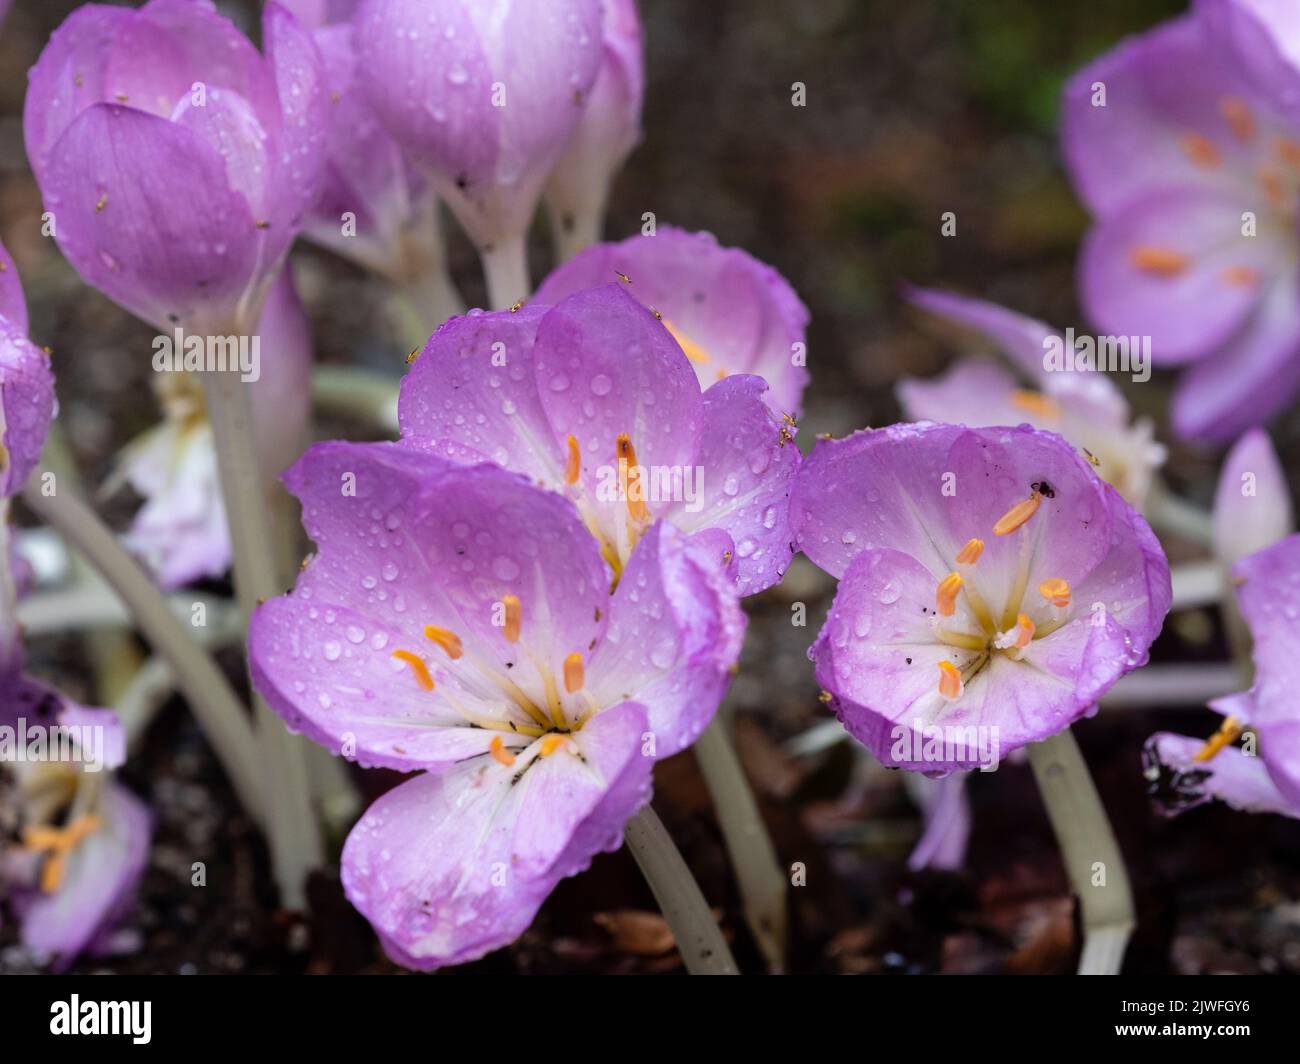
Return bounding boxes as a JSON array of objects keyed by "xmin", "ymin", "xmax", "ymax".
[
  {"xmin": 623, "ymin": 805, "xmax": 739, "ymax": 974},
  {"xmin": 20, "ymin": 475, "xmax": 266, "ymax": 825},
  {"xmin": 1170, "ymin": 559, "xmax": 1224, "ymax": 610},
  {"xmin": 312, "ymin": 366, "xmax": 400, "ymax": 434},
  {"xmin": 201, "ymin": 368, "xmax": 321, "ymax": 908},
  {"xmin": 479, "ymin": 232, "xmax": 531, "ymax": 310},
  {"xmin": 1145, "ymin": 479, "xmax": 1213, "ymax": 547},
  {"xmin": 39, "ymin": 421, "xmax": 141, "ymax": 702},
  {"xmin": 1026, "ymin": 728, "xmax": 1134, "ymax": 975},
  {"xmin": 1100, "ymin": 663, "xmax": 1242, "ymax": 707},
  {"xmin": 694, "ymin": 718, "xmax": 788, "ymax": 971}
]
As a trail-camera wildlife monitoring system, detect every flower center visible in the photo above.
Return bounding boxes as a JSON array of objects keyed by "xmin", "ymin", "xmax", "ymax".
[
  {"xmin": 389, "ymin": 597, "xmax": 598, "ymax": 770},
  {"xmin": 929, "ymin": 487, "xmax": 1074, "ymax": 702},
  {"xmin": 22, "ymin": 814, "xmax": 103, "ymax": 893},
  {"xmin": 561, "ymin": 431, "xmax": 655, "ymax": 584}
]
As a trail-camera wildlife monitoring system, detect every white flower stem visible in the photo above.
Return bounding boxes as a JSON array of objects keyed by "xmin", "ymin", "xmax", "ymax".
[
  {"xmin": 694, "ymin": 718, "xmax": 788, "ymax": 971},
  {"xmin": 547, "ymin": 199, "xmax": 604, "ymax": 263},
  {"xmin": 1146, "ymin": 479, "xmax": 1212, "ymax": 547},
  {"xmin": 624, "ymin": 805, "xmax": 739, "ymax": 974},
  {"xmin": 201, "ymin": 368, "xmax": 321, "ymax": 908},
  {"xmin": 1100, "ymin": 663, "xmax": 1242, "ymax": 708},
  {"xmin": 1169, "ymin": 559, "xmax": 1224, "ymax": 610},
  {"xmin": 20, "ymin": 475, "xmax": 266, "ymax": 824},
  {"xmin": 479, "ymin": 233, "xmax": 531, "ymax": 310},
  {"xmin": 1026, "ymin": 728, "xmax": 1134, "ymax": 975},
  {"xmin": 312, "ymin": 366, "xmax": 400, "ymax": 434}
]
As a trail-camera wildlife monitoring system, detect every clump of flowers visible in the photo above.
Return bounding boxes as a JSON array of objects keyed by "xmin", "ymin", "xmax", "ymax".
[{"xmin": 249, "ymin": 440, "xmax": 743, "ymax": 966}]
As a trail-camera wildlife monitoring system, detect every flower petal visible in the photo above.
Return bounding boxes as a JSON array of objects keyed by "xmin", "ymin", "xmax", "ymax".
[
  {"xmin": 1212, "ymin": 427, "xmax": 1294, "ymax": 568},
  {"xmin": 341, "ymin": 699, "xmax": 651, "ymax": 970},
  {"xmin": 0, "ymin": 240, "xmax": 26, "ymax": 333},
  {"xmin": 1061, "ymin": 14, "xmax": 1259, "ymax": 214},
  {"xmin": 661, "ymin": 374, "xmax": 799, "ymax": 596},
  {"xmin": 251, "ymin": 441, "xmax": 610, "ymax": 767},
  {"xmin": 1170, "ymin": 272, "xmax": 1300, "ymax": 441},
  {"xmin": 40, "ymin": 103, "xmax": 259, "ymax": 334},
  {"xmin": 398, "ymin": 304, "xmax": 564, "ymax": 483},
  {"xmin": 0, "ymin": 333, "xmax": 55, "ymax": 498},
  {"xmin": 1079, "ymin": 186, "xmax": 1282, "ymax": 366},
  {"xmin": 587, "ymin": 522, "xmax": 744, "ymax": 757},
  {"xmin": 535, "ymin": 227, "xmax": 810, "ymax": 414}
]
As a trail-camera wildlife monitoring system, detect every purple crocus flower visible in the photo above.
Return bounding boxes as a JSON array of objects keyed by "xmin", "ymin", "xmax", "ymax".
[
  {"xmin": 791, "ymin": 423, "xmax": 1171, "ymax": 774},
  {"xmin": 113, "ymin": 265, "xmax": 313, "ymax": 588},
  {"xmin": 1145, "ymin": 534, "xmax": 1300, "ymax": 818},
  {"xmin": 248, "ymin": 441, "xmax": 744, "ymax": 967},
  {"xmin": 535, "ymin": 227, "xmax": 811, "ymax": 417},
  {"xmin": 1, "ymin": 679, "xmax": 150, "ymax": 971},
  {"xmin": 24, "ymin": 0, "xmax": 326, "ymax": 336},
  {"xmin": 1061, "ymin": 0, "xmax": 1300, "ymax": 442},
  {"xmin": 543, "ymin": 0, "xmax": 644, "ymax": 258},
  {"xmin": 399, "ymin": 283, "xmax": 801, "ymax": 596},
  {"xmin": 898, "ymin": 287, "xmax": 1165, "ymax": 508},
  {"xmin": 354, "ymin": 0, "xmax": 603, "ymax": 264}
]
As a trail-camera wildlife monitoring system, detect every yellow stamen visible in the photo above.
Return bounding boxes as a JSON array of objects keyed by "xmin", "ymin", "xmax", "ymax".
[
  {"xmin": 1010, "ymin": 389, "xmax": 1061, "ymax": 420},
  {"xmin": 423, "ymin": 625, "xmax": 463, "ymax": 660},
  {"xmin": 1222, "ymin": 265, "xmax": 1258, "ymax": 287},
  {"xmin": 539, "ymin": 734, "xmax": 569, "ymax": 758},
  {"xmin": 1013, "ymin": 612, "xmax": 1035, "ymax": 649},
  {"xmin": 663, "ymin": 319, "xmax": 711, "ymax": 364},
  {"xmin": 956, "ymin": 538, "xmax": 984, "ymax": 565},
  {"xmin": 565, "ymin": 434, "xmax": 581, "ymax": 485},
  {"xmin": 993, "ymin": 491, "xmax": 1041, "ymax": 536},
  {"xmin": 936, "ymin": 661, "xmax": 963, "ymax": 701},
  {"xmin": 1180, "ymin": 132, "xmax": 1220, "ymax": 167},
  {"xmin": 616, "ymin": 433, "xmax": 650, "ymax": 523},
  {"xmin": 563, "ymin": 651, "xmax": 585, "ymax": 693},
  {"xmin": 502, "ymin": 595, "xmax": 522, "ymax": 643},
  {"xmin": 489, "ymin": 735, "xmax": 516, "ymax": 767},
  {"xmin": 1221, "ymin": 96, "xmax": 1255, "ymax": 142},
  {"xmin": 1193, "ymin": 716, "xmax": 1243, "ymax": 762},
  {"xmin": 1038, "ymin": 577, "xmax": 1071, "ymax": 608},
  {"xmin": 392, "ymin": 650, "xmax": 434, "ymax": 690},
  {"xmin": 1130, "ymin": 245, "xmax": 1188, "ymax": 277},
  {"xmin": 935, "ymin": 571, "xmax": 963, "ymax": 617},
  {"xmin": 22, "ymin": 815, "xmax": 103, "ymax": 893}
]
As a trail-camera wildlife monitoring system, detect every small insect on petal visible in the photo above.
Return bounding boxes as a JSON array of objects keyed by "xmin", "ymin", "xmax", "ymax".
[
  {"xmin": 490, "ymin": 735, "xmax": 516, "ymax": 767},
  {"xmin": 937, "ymin": 661, "xmax": 963, "ymax": 701}
]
